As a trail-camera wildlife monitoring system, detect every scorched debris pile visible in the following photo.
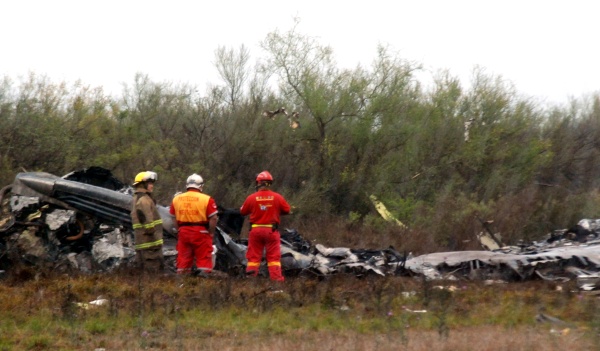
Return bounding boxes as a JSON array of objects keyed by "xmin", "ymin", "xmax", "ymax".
[{"xmin": 0, "ymin": 167, "xmax": 600, "ymax": 291}]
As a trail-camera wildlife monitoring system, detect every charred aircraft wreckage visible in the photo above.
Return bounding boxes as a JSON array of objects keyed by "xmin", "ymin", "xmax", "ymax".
[{"xmin": 0, "ymin": 167, "xmax": 599, "ymax": 291}]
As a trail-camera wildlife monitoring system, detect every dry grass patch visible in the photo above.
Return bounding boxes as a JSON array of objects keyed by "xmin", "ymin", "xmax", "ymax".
[{"xmin": 0, "ymin": 270, "xmax": 598, "ymax": 350}]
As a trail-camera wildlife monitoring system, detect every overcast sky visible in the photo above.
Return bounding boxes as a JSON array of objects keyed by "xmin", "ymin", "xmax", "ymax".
[{"xmin": 2, "ymin": 0, "xmax": 598, "ymax": 106}]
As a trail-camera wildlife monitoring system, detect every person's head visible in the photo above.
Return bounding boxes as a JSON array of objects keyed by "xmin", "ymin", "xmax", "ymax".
[
  {"xmin": 186, "ymin": 173, "xmax": 204, "ymax": 192},
  {"xmin": 255, "ymin": 170, "xmax": 273, "ymax": 190},
  {"xmin": 133, "ymin": 171, "xmax": 158, "ymax": 191}
]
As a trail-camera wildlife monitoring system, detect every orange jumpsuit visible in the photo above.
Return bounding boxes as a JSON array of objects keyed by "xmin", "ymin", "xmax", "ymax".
[
  {"xmin": 170, "ymin": 189, "xmax": 218, "ymax": 274},
  {"xmin": 240, "ymin": 189, "xmax": 290, "ymax": 281}
]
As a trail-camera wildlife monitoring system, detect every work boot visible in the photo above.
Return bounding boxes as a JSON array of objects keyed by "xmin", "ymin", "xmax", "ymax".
[{"xmin": 194, "ymin": 270, "xmax": 210, "ymax": 278}]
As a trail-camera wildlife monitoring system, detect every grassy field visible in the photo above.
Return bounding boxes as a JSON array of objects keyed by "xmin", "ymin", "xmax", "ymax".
[{"xmin": 0, "ymin": 268, "xmax": 598, "ymax": 351}]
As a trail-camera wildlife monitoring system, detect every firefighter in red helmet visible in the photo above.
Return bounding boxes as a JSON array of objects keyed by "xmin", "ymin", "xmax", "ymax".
[{"xmin": 240, "ymin": 171, "xmax": 291, "ymax": 281}]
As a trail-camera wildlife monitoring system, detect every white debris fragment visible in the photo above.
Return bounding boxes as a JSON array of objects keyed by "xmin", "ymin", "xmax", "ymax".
[
  {"xmin": 45, "ymin": 209, "xmax": 76, "ymax": 230},
  {"xmin": 401, "ymin": 291, "xmax": 417, "ymax": 298},
  {"xmin": 75, "ymin": 297, "xmax": 109, "ymax": 309},
  {"xmin": 402, "ymin": 306, "xmax": 427, "ymax": 313},
  {"xmin": 92, "ymin": 239, "xmax": 125, "ymax": 264},
  {"xmin": 89, "ymin": 298, "xmax": 109, "ymax": 306},
  {"xmin": 10, "ymin": 195, "xmax": 38, "ymax": 212}
]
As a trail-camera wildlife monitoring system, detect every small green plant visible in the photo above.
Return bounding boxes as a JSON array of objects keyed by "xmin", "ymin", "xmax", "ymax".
[
  {"xmin": 348, "ymin": 211, "xmax": 361, "ymax": 225},
  {"xmin": 26, "ymin": 335, "xmax": 52, "ymax": 349},
  {"xmin": 84, "ymin": 319, "xmax": 111, "ymax": 335}
]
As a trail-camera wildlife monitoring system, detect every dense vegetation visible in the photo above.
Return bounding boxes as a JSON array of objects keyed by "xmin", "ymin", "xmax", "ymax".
[{"xmin": 2, "ymin": 24, "xmax": 600, "ymax": 254}]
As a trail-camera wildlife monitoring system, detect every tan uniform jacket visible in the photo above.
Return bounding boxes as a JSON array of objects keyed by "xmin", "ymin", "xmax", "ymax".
[{"xmin": 131, "ymin": 189, "xmax": 164, "ymax": 250}]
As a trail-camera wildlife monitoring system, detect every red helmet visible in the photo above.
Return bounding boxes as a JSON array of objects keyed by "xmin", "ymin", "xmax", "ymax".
[{"xmin": 256, "ymin": 171, "xmax": 273, "ymax": 182}]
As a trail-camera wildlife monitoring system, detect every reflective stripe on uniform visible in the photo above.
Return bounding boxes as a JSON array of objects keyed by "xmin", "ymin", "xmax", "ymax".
[
  {"xmin": 267, "ymin": 261, "xmax": 281, "ymax": 267},
  {"xmin": 251, "ymin": 224, "xmax": 273, "ymax": 228},
  {"xmin": 135, "ymin": 239, "xmax": 164, "ymax": 250},
  {"xmin": 247, "ymin": 261, "xmax": 261, "ymax": 267},
  {"xmin": 132, "ymin": 219, "xmax": 163, "ymax": 230}
]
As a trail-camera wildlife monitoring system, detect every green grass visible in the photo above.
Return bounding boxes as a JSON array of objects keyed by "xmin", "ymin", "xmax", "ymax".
[{"xmin": 0, "ymin": 272, "xmax": 598, "ymax": 350}]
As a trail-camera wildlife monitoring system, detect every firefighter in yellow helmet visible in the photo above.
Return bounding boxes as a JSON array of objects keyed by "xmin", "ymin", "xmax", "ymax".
[{"xmin": 130, "ymin": 171, "xmax": 164, "ymax": 272}]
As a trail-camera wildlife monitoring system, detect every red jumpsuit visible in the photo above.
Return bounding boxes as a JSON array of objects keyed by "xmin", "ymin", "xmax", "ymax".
[
  {"xmin": 240, "ymin": 189, "xmax": 290, "ymax": 281},
  {"xmin": 170, "ymin": 189, "xmax": 218, "ymax": 274}
]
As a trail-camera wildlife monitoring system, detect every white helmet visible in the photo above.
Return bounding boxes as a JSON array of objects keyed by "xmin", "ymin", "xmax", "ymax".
[{"xmin": 186, "ymin": 173, "xmax": 204, "ymax": 190}]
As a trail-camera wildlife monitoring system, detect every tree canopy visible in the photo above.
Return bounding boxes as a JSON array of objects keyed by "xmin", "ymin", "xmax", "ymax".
[{"xmin": 1, "ymin": 27, "xmax": 599, "ymax": 252}]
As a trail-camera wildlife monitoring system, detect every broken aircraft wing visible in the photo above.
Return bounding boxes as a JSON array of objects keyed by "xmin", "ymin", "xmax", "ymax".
[
  {"xmin": 8, "ymin": 171, "xmax": 175, "ymax": 236},
  {"xmin": 11, "ymin": 172, "xmax": 133, "ymax": 226}
]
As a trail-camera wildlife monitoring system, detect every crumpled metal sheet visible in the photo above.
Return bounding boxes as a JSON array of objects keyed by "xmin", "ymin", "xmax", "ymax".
[
  {"xmin": 277, "ymin": 232, "xmax": 405, "ymax": 277},
  {"xmin": 404, "ymin": 237, "xmax": 600, "ymax": 285}
]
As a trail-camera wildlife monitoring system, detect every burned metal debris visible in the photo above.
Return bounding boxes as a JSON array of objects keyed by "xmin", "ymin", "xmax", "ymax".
[
  {"xmin": 0, "ymin": 167, "xmax": 404, "ymax": 277},
  {"xmin": 404, "ymin": 221, "xmax": 600, "ymax": 291},
  {"xmin": 1, "ymin": 167, "xmax": 600, "ymax": 291}
]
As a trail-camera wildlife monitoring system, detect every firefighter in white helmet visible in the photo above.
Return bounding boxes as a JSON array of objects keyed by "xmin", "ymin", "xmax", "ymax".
[
  {"xmin": 169, "ymin": 173, "xmax": 219, "ymax": 275},
  {"xmin": 130, "ymin": 171, "xmax": 164, "ymax": 272}
]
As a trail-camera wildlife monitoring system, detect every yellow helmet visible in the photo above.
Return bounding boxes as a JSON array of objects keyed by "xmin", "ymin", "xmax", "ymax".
[{"xmin": 133, "ymin": 171, "xmax": 158, "ymax": 185}]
